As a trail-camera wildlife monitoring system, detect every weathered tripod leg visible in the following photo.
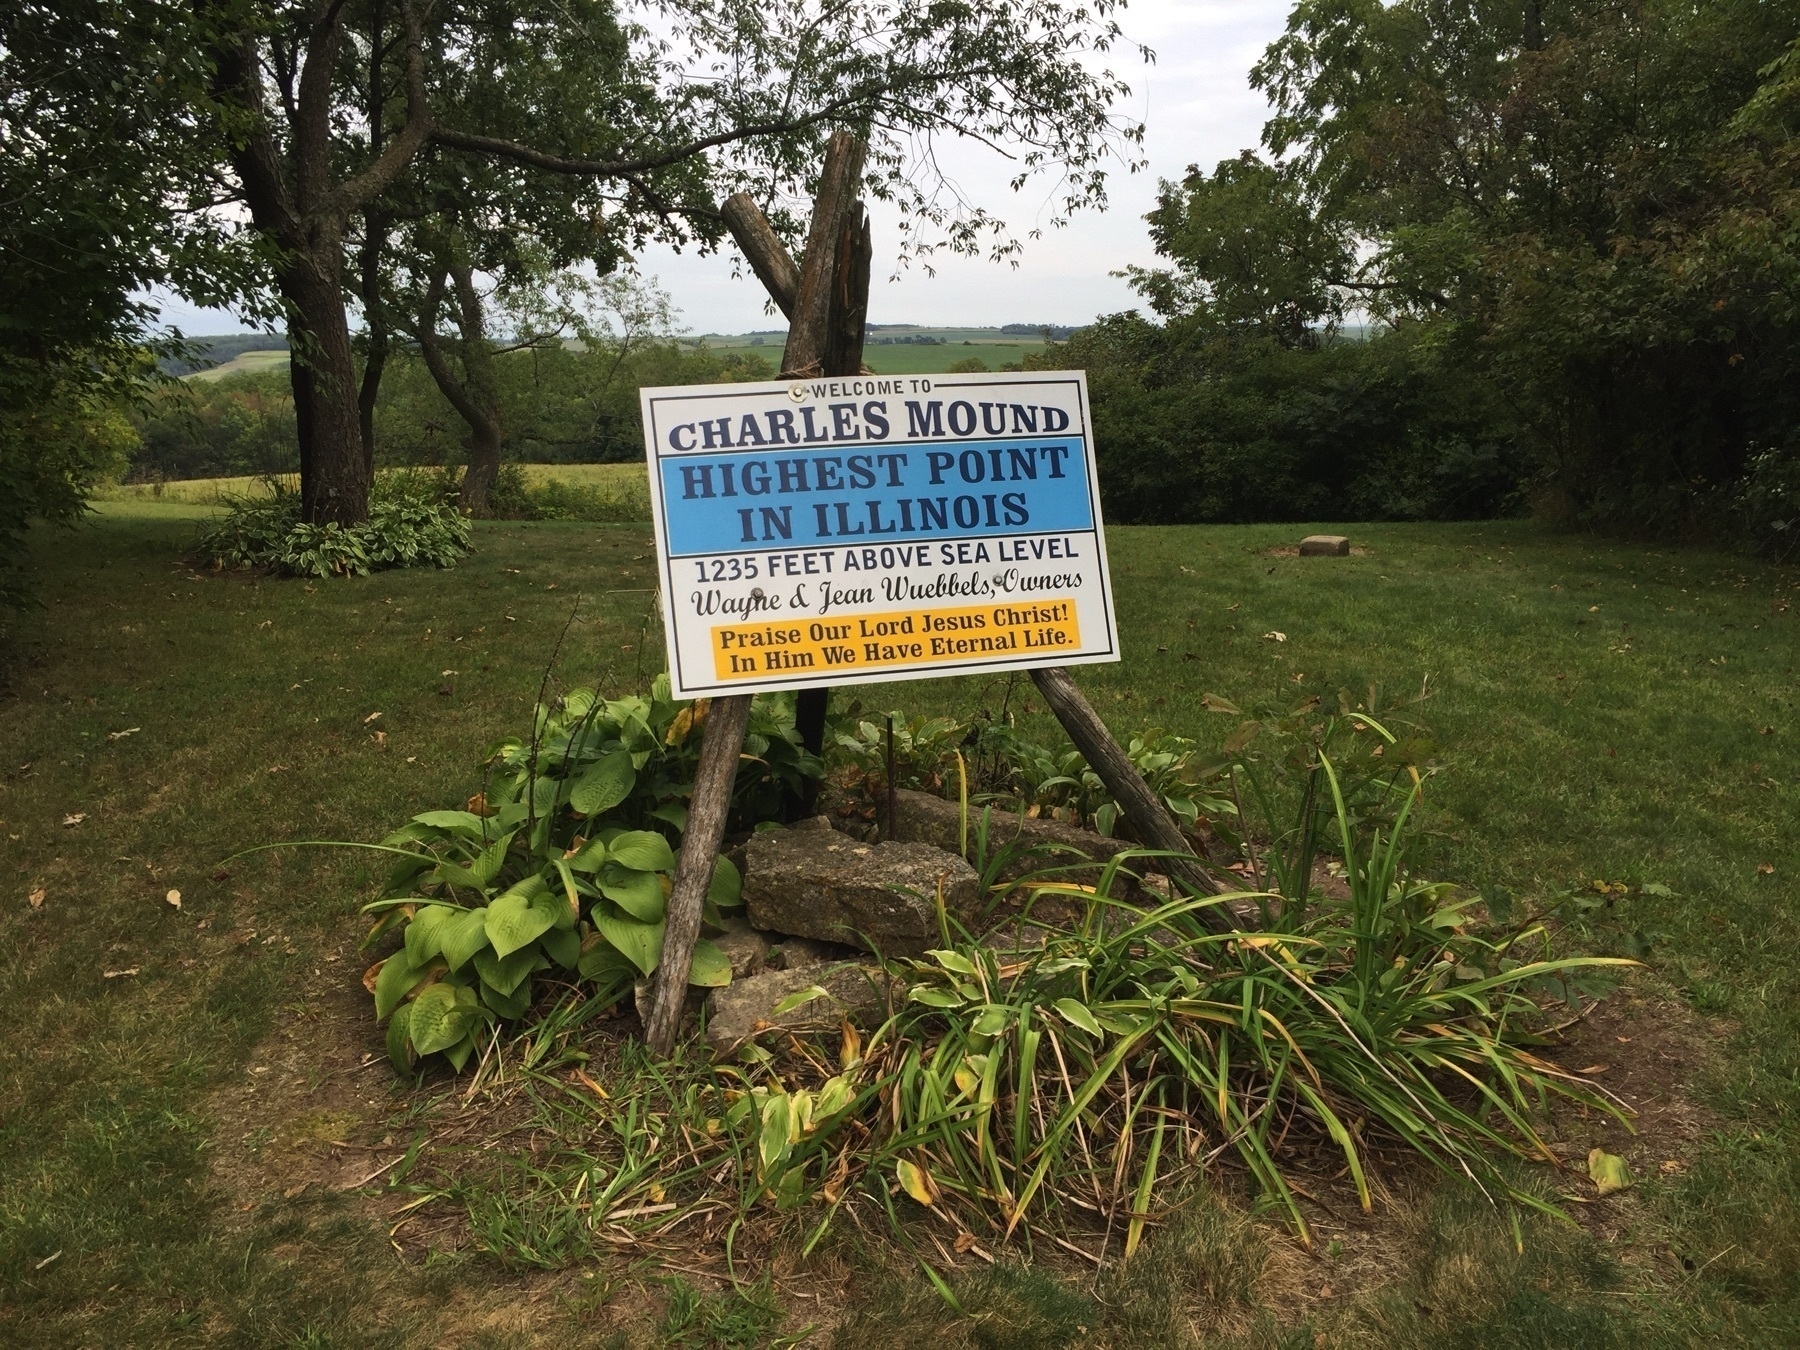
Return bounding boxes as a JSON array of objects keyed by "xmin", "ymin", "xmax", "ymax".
[
  {"xmin": 1028, "ymin": 666, "xmax": 1234, "ymax": 932},
  {"xmin": 645, "ymin": 693, "xmax": 752, "ymax": 1054}
]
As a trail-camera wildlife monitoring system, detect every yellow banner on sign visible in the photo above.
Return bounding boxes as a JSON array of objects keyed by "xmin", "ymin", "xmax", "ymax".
[{"xmin": 710, "ymin": 600, "xmax": 1082, "ymax": 681}]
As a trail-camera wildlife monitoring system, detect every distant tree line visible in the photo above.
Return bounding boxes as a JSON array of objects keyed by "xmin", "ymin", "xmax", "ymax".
[
  {"xmin": 128, "ymin": 333, "xmax": 768, "ymax": 483},
  {"xmin": 1033, "ymin": 0, "xmax": 1800, "ymax": 549}
]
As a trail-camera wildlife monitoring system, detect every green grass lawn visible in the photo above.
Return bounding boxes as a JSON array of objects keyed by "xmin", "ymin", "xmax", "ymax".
[{"xmin": 3, "ymin": 506, "xmax": 1798, "ymax": 1344}]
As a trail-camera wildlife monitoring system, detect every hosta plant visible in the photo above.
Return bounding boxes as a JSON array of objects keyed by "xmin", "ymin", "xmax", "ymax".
[{"xmin": 359, "ymin": 674, "xmax": 820, "ymax": 1073}]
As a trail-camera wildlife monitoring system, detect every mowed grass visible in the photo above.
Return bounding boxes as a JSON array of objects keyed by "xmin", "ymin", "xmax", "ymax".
[{"xmin": 2, "ymin": 505, "xmax": 1798, "ymax": 1343}]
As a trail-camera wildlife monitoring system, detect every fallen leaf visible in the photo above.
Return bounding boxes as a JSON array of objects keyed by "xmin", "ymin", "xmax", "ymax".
[
  {"xmin": 1319, "ymin": 1283, "xmax": 1334, "ymax": 1298},
  {"xmin": 102, "ymin": 968, "xmax": 141, "ymax": 979},
  {"xmin": 165, "ymin": 889, "xmax": 181, "ymax": 910},
  {"xmin": 363, "ymin": 711, "xmax": 382, "ymax": 724},
  {"xmin": 62, "ymin": 813, "xmax": 86, "ymax": 827},
  {"xmin": 441, "ymin": 669, "xmax": 459, "ymax": 677},
  {"xmin": 107, "ymin": 727, "xmax": 141, "ymax": 741},
  {"xmin": 1660, "ymin": 1160, "xmax": 1687, "ymax": 1175},
  {"xmin": 896, "ymin": 1158, "xmax": 937, "ymax": 1207},
  {"xmin": 1758, "ymin": 862, "xmax": 1775, "ymax": 875},
  {"xmin": 33, "ymin": 1250, "xmax": 61, "ymax": 1271},
  {"xmin": 1589, "ymin": 605, "xmax": 1601, "ymax": 612},
  {"xmin": 1574, "ymin": 1064, "xmax": 1608, "ymax": 1075},
  {"xmin": 466, "ymin": 793, "xmax": 494, "ymax": 817},
  {"xmin": 1588, "ymin": 1148, "xmax": 1631, "ymax": 1196},
  {"xmin": 28, "ymin": 887, "xmax": 45, "ymax": 909},
  {"xmin": 211, "ymin": 868, "xmax": 231, "ymax": 882},
  {"xmin": 1761, "ymin": 726, "xmax": 1775, "ymax": 735},
  {"xmin": 373, "ymin": 730, "xmax": 387, "ymax": 746},
  {"xmin": 1263, "ymin": 631, "xmax": 1287, "ymax": 642}
]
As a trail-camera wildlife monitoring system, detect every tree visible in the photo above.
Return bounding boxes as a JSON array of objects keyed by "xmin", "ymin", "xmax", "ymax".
[
  {"xmin": 1241, "ymin": 0, "xmax": 1800, "ymax": 530},
  {"xmin": 0, "ymin": 2, "xmax": 259, "ymax": 627},
  {"xmin": 193, "ymin": 0, "xmax": 1143, "ymax": 525}
]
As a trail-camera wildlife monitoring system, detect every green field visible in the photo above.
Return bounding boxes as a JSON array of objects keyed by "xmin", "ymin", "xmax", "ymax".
[
  {"xmin": 181, "ymin": 330, "xmax": 1051, "ymax": 384},
  {"xmin": 4, "ymin": 507, "xmax": 1798, "ymax": 1344}
]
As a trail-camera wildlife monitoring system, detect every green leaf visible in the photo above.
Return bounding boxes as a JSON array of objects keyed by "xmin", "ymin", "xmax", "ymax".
[
  {"xmin": 540, "ymin": 925, "xmax": 580, "ymax": 970},
  {"xmin": 1054, "ymin": 997, "xmax": 1103, "ymax": 1036},
  {"xmin": 569, "ymin": 752, "xmax": 636, "ymax": 816},
  {"xmin": 927, "ymin": 949, "xmax": 976, "ymax": 975},
  {"xmin": 374, "ymin": 954, "xmax": 438, "ymax": 1021},
  {"xmin": 578, "ymin": 937, "xmax": 638, "ymax": 981},
  {"xmin": 607, "ymin": 830, "xmax": 675, "ymax": 873},
  {"xmin": 485, "ymin": 882, "xmax": 558, "ymax": 959},
  {"xmin": 481, "ymin": 979, "xmax": 532, "ymax": 1019},
  {"xmin": 564, "ymin": 836, "xmax": 608, "ymax": 874},
  {"xmin": 708, "ymin": 855, "xmax": 743, "ymax": 909},
  {"xmin": 469, "ymin": 832, "xmax": 515, "ymax": 886},
  {"xmin": 438, "ymin": 907, "xmax": 490, "ymax": 972},
  {"xmin": 409, "ymin": 983, "xmax": 473, "ymax": 1055},
  {"xmin": 411, "ymin": 810, "xmax": 490, "ymax": 836},
  {"xmin": 474, "ymin": 944, "xmax": 546, "ymax": 997},
  {"xmin": 909, "ymin": 985, "xmax": 963, "ymax": 1009},
  {"xmin": 592, "ymin": 906, "xmax": 664, "ymax": 976},
  {"xmin": 648, "ymin": 801, "xmax": 689, "ymax": 831},
  {"xmin": 687, "ymin": 939, "xmax": 733, "ymax": 987},
  {"xmin": 443, "ymin": 1032, "xmax": 478, "ymax": 1073},
  {"xmin": 385, "ymin": 1002, "xmax": 413, "ymax": 1073},
  {"xmin": 599, "ymin": 863, "xmax": 665, "ymax": 922},
  {"xmin": 404, "ymin": 905, "xmax": 458, "ymax": 968},
  {"xmin": 759, "ymin": 1093, "xmax": 792, "ymax": 1174}
]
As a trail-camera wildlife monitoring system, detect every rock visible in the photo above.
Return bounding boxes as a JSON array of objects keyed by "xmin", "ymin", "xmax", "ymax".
[
  {"xmin": 743, "ymin": 825, "xmax": 979, "ymax": 957},
  {"xmin": 888, "ymin": 788, "xmax": 1162, "ymax": 920},
  {"xmin": 769, "ymin": 934, "xmax": 861, "ymax": 970},
  {"xmin": 703, "ymin": 962, "xmax": 899, "ymax": 1052},
  {"xmin": 1299, "ymin": 534, "xmax": 1350, "ymax": 557},
  {"xmin": 707, "ymin": 914, "xmax": 772, "ymax": 978}
]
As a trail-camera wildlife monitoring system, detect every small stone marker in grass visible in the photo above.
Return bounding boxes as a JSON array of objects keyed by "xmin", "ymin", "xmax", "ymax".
[{"xmin": 1300, "ymin": 534, "xmax": 1351, "ymax": 556}]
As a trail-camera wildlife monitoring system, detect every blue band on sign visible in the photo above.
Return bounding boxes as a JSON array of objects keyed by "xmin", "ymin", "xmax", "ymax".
[{"xmin": 656, "ymin": 436, "xmax": 1094, "ymax": 556}]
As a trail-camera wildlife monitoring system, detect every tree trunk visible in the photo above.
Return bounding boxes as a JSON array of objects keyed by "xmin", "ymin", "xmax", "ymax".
[
  {"xmin": 281, "ymin": 249, "xmax": 371, "ymax": 526},
  {"xmin": 413, "ymin": 257, "xmax": 505, "ymax": 515}
]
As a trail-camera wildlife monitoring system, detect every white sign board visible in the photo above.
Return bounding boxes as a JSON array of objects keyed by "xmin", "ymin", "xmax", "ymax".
[{"xmin": 641, "ymin": 369, "xmax": 1119, "ymax": 699}]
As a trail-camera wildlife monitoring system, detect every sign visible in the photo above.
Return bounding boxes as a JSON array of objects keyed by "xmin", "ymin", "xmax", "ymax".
[{"xmin": 641, "ymin": 369, "xmax": 1119, "ymax": 699}]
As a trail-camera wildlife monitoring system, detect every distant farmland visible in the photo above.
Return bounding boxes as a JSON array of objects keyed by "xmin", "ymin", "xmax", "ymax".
[{"xmin": 182, "ymin": 325, "xmax": 1061, "ymax": 381}]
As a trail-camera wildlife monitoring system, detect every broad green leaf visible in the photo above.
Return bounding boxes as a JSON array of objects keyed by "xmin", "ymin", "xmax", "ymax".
[
  {"xmin": 481, "ymin": 979, "xmax": 532, "ymax": 1019},
  {"xmin": 385, "ymin": 1002, "xmax": 413, "ymax": 1072},
  {"xmin": 485, "ymin": 882, "xmax": 558, "ymax": 959},
  {"xmin": 409, "ymin": 984, "xmax": 472, "ymax": 1055},
  {"xmin": 570, "ymin": 752, "xmax": 636, "ymax": 816},
  {"xmin": 687, "ymin": 939, "xmax": 733, "ymax": 988},
  {"xmin": 411, "ymin": 810, "xmax": 489, "ymax": 836},
  {"xmin": 606, "ymin": 830, "xmax": 675, "ymax": 873},
  {"xmin": 1588, "ymin": 1149, "xmax": 1631, "ymax": 1196},
  {"xmin": 578, "ymin": 936, "xmax": 638, "ymax": 981},
  {"xmin": 540, "ymin": 926, "xmax": 580, "ymax": 970},
  {"xmin": 374, "ymin": 954, "xmax": 440, "ymax": 1020},
  {"xmin": 469, "ymin": 832, "xmax": 516, "ymax": 885},
  {"xmin": 599, "ymin": 863, "xmax": 665, "ymax": 922},
  {"xmin": 1054, "ymin": 997, "xmax": 1104, "ymax": 1036},
  {"xmin": 592, "ymin": 907, "xmax": 665, "ymax": 976},
  {"xmin": 404, "ymin": 905, "xmax": 458, "ymax": 968},
  {"xmin": 474, "ymin": 944, "xmax": 546, "ymax": 997},
  {"xmin": 564, "ymin": 836, "xmax": 608, "ymax": 874},
  {"xmin": 927, "ymin": 949, "xmax": 976, "ymax": 975},
  {"xmin": 443, "ymin": 1032, "xmax": 478, "ymax": 1073},
  {"xmin": 648, "ymin": 801, "xmax": 689, "ymax": 831},
  {"xmin": 707, "ymin": 855, "xmax": 742, "ymax": 909},
  {"xmin": 438, "ymin": 907, "xmax": 490, "ymax": 972}
]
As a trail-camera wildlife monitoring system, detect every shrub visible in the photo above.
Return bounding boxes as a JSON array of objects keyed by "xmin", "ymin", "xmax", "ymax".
[
  {"xmin": 357, "ymin": 676, "xmax": 822, "ymax": 1072},
  {"xmin": 196, "ymin": 470, "xmax": 472, "ymax": 578}
]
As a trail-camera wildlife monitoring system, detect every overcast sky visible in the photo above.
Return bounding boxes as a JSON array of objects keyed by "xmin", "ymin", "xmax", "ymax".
[{"xmin": 151, "ymin": 0, "xmax": 1291, "ymax": 338}]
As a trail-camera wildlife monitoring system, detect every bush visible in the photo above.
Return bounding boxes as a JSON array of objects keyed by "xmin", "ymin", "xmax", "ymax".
[
  {"xmin": 196, "ymin": 470, "xmax": 472, "ymax": 578},
  {"xmin": 484, "ymin": 462, "xmax": 651, "ymax": 522},
  {"xmin": 357, "ymin": 676, "xmax": 821, "ymax": 1072}
]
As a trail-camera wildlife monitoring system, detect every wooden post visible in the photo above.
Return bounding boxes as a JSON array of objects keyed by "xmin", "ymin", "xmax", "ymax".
[
  {"xmin": 721, "ymin": 144, "xmax": 872, "ymax": 816},
  {"xmin": 646, "ymin": 133, "xmax": 872, "ymax": 1052},
  {"xmin": 1028, "ymin": 667, "xmax": 1235, "ymax": 933}
]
